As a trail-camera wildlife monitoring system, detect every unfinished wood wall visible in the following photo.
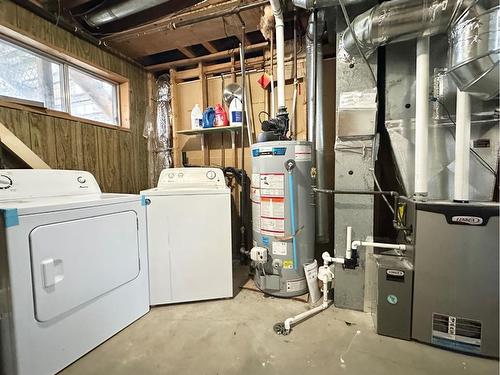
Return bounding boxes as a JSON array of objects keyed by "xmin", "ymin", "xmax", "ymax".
[
  {"xmin": 172, "ymin": 58, "xmax": 336, "ymax": 178},
  {"xmin": 0, "ymin": 2, "xmax": 150, "ymax": 193}
]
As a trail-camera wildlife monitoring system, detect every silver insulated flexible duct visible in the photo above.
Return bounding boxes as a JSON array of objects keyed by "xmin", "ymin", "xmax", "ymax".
[{"xmin": 339, "ymin": 0, "xmax": 500, "ymax": 99}]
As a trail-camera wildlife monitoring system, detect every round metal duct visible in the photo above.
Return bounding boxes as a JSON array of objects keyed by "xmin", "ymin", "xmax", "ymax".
[{"xmin": 448, "ymin": 5, "xmax": 500, "ymax": 100}]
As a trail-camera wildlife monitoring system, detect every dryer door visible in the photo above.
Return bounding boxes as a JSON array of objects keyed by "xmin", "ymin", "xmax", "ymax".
[{"xmin": 29, "ymin": 211, "xmax": 140, "ymax": 322}]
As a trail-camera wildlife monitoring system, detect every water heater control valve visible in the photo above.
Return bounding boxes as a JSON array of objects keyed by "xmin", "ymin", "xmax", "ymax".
[{"xmin": 250, "ymin": 247, "xmax": 268, "ymax": 264}]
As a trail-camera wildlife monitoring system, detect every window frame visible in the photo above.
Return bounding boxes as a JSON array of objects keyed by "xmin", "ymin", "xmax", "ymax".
[{"xmin": 0, "ymin": 26, "xmax": 130, "ymax": 131}]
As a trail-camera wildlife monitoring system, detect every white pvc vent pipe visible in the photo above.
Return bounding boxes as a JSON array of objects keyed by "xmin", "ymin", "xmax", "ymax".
[
  {"xmin": 414, "ymin": 37, "xmax": 430, "ymax": 199},
  {"xmin": 269, "ymin": 0, "xmax": 286, "ymax": 111},
  {"xmin": 454, "ymin": 89, "xmax": 471, "ymax": 202}
]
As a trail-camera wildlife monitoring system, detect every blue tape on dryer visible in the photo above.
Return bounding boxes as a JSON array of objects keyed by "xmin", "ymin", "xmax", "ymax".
[{"xmin": 2, "ymin": 208, "xmax": 19, "ymax": 228}]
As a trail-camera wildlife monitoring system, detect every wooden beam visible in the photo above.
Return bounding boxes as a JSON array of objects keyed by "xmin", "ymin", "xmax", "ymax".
[
  {"xmin": 169, "ymin": 69, "xmax": 182, "ymax": 168},
  {"xmin": 0, "ymin": 122, "xmax": 50, "ymax": 169},
  {"xmin": 174, "ymin": 56, "xmax": 267, "ymax": 81},
  {"xmin": 178, "ymin": 46, "xmax": 195, "ymax": 58},
  {"xmin": 198, "ymin": 63, "xmax": 209, "ymax": 166},
  {"xmin": 202, "ymin": 42, "xmax": 218, "ymax": 54},
  {"xmin": 146, "ymin": 42, "xmax": 268, "ymax": 72}
]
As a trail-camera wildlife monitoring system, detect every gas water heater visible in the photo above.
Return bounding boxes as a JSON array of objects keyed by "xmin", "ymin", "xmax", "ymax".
[{"xmin": 250, "ymin": 140, "xmax": 315, "ymax": 297}]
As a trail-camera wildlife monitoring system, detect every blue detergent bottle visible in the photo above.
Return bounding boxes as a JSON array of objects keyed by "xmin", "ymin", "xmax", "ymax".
[{"xmin": 202, "ymin": 106, "xmax": 215, "ymax": 128}]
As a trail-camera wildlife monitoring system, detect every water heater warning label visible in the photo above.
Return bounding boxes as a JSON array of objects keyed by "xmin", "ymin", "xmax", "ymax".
[
  {"xmin": 251, "ymin": 178, "xmax": 262, "ymax": 233},
  {"xmin": 261, "ymin": 217, "xmax": 285, "ymax": 237},
  {"xmin": 261, "ymin": 196, "xmax": 285, "ymax": 218},
  {"xmin": 260, "ymin": 174, "xmax": 284, "ymax": 197},
  {"xmin": 272, "ymin": 241, "xmax": 288, "ymax": 256}
]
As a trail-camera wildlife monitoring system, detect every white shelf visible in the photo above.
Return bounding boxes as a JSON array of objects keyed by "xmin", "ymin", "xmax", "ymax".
[{"xmin": 176, "ymin": 125, "xmax": 242, "ymax": 136}]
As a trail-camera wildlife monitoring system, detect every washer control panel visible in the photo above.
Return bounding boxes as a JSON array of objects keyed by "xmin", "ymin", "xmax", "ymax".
[
  {"xmin": 0, "ymin": 174, "xmax": 13, "ymax": 190},
  {"xmin": 0, "ymin": 170, "xmax": 101, "ymax": 200},
  {"xmin": 157, "ymin": 168, "xmax": 226, "ymax": 188}
]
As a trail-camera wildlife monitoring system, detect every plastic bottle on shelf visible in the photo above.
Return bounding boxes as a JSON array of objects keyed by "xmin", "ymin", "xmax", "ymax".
[
  {"xmin": 191, "ymin": 104, "xmax": 203, "ymax": 129},
  {"xmin": 214, "ymin": 103, "xmax": 229, "ymax": 127},
  {"xmin": 229, "ymin": 98, "xmax": 243, "ymax": 127},
  {"xmin": 202, "ymin": 106, "xmax": 215, "ymax": 128}
]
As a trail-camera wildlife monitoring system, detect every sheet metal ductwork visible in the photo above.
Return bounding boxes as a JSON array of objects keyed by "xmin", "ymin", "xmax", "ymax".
[
  {"xmin": 84, "ymin": 0, "xmax": 173, "ymax": 27},
  {"xmin": 339, "ymin": 0, "xmax": 500, "ymax": 99},
  {"xmin": 449, "ymin": 5, "xmax": 500, "ymax": 100}
]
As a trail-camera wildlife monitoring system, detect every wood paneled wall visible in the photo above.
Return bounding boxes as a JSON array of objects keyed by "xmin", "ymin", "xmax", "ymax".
[
  {"xmin": 172, "ymin": 59, "xmax": 336, "ymax": 178},
  {"xmin": 0, "ymin": 2, "xmax": 150, "ymax": 193}
]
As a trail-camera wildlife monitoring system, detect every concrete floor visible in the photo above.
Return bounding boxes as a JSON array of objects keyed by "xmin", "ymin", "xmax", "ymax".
[{"xmin": 61, "ymin": 270, "xmax": 499, "ymax": 375}]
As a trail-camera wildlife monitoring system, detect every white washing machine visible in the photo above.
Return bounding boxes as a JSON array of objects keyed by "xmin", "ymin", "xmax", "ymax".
[
  {"xmin": 0, "ymin": 170, "xmax": 150, "ymax": 375},
  {"xmin": 142, "ymin": 167, "xmax": 233, "ymax": 305}
]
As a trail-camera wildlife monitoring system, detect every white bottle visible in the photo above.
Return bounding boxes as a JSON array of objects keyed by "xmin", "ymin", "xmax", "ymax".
[
  {"xmin": 229, "ymin": 98, "xmax": 243, "ymax": 127},
  {"xmin": 191, "ymin": 104, "xmax": 203, "ymax": 129}
]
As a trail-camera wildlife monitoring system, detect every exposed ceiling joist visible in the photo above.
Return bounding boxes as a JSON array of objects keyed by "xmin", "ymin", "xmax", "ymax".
[
  {"xmin": 146, "ymin": 41, "xmax": 268, "ymax": 72},
  {"xmin": 178, "ymin": 46, "xmax": 195, "ymax": 58},
  {"xmin": 103, "ymin": 1, "xmax": 264, "ymax": 59},
  {"xmin": 202, "ymin": 41, "xmax": 218, "ymax": 54}
]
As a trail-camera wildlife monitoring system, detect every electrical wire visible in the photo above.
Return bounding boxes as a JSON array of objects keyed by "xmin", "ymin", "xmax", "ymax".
[
  {"xmin": 370, "ymin": 169, "xmax": 395, "ymax": 214},
  {"xmin": 431, "ymin": 96, "xmax": 497, "ymax": 177},
  {"xmin": 337, "ymin": 0, "xmax": 377, "ymax": 87},
  {"xmin": 258, "ymin": 110, "xmax": 270, "ymax": 124}
]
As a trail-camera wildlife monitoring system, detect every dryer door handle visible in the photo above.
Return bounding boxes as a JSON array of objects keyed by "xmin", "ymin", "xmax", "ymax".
[{"xmin": 41, "ymin": 258, "xmax": 64, "ymax": 289}]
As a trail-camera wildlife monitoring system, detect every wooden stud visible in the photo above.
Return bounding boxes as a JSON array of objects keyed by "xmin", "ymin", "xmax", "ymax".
[
  {"xmin": 198, "ymin": 63, "xmax": 209, "ymax": 166},
  {"xmin": 169, "ymin": 69, "xmax": 182, "ymax": 167}
]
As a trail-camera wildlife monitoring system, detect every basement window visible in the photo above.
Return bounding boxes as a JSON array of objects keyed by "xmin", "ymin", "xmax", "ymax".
[
  {"xmin": 0, "ymin": 35, "xmax": 121, "ymax": 127},
  {"xmin": 0, "ymin": 37, "xmax": 64, "ymax": 111}
]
